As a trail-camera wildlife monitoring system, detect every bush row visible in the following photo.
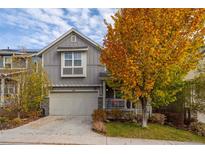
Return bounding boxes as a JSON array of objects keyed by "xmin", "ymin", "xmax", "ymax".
[
  {"xmin": 92, "ymin": 109, "xmax": 166, "ymax": 133},
  {"xmin": 92, "ymin": 109, "xmax": 205, "ymax": 137},
  {"xmin": 0, "ymin": 117, "xmax": 22, "ymax": 130},
  {"xmin": 0, "ymin": 105, "xmax": 44, "ymax": 120},
  {"xmin": 92, "ymin": 109, "xmax": 166, "ymax": 125},
  {"xmin": 92, "ymin": 109, "xmax": 166, "ymax": 124}
]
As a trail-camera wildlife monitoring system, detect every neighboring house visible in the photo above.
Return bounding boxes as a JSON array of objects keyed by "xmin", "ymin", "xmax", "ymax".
[
  {"xmin": 184, "ymin": 56, "xmax": 205, "ymax": 123},
  {"xmin": 37, "ymin": 28, "xmax": 151, "ymax": 116},
  {"xmin": 0, "ymin": 49, "xmax": 38, "ymax": 106},
  {"xmin": 154, "ymin": 52, "xmax": 205, "ymax": 124}
]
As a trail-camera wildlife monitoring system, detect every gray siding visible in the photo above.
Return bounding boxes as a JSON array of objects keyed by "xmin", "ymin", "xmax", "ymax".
[{"xmin": 42, "ymin": 32, "xmax": 104, "ymax": 87}]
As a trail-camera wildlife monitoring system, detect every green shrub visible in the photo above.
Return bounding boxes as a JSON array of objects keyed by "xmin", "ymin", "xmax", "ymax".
[
  {"xmin": 149, "ymin": 113, "xmax": 166, "ymax": 125},
  {"xmin": 189, "ymin": 122, "xmax": 205, "ymax": 136},
  {"xmin": 120, "ymin": 112, "xmax": 142, "ymax": 123},
  {"xmin": 92, "ymin": 109, "xmax": 143, "ymax": 123},
  {"xmin": 11, "ymin": 118, "xmax": 22, "ymax": 126},
  {"xmin": 92, "ymin": 109, "xmax": 107, "ymax": 122},
  {"xmin": 121, "ymin": 112, "xmax": 136, "ymax": 121},
  {"xmin": 107, "ymin": 109, "xmax": 124, "ymax": 120},
  {"xmin": 0, "ymin": 117, "xmax": 10, "ymax": 129},
  {"xmin": 0, "ymin": 107, "xmax": 17, "ymax": 120},
  {"xmin": 0, "ymin": 117, "xmax": 9, "ymax": 124},
  {"xmin": 1, "ymin": 104, "xmax": 32, "ymax": 119}
]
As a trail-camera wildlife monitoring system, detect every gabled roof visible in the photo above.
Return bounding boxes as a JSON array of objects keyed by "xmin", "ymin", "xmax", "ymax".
[{"xmin": 37, "ymin": 28, "xmax": 102, "ymax": 56}]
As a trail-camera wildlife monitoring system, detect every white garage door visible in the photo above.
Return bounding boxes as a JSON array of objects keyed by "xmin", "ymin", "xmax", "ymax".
[{"xmin": 49, "ymin": 92, "xmax": 98, "ymax": 116}]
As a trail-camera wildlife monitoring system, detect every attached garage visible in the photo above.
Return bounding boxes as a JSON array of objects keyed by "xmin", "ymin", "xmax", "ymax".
[{"xmin": 49, "ymin": 92, "xmax": 98, "ymax": 116}]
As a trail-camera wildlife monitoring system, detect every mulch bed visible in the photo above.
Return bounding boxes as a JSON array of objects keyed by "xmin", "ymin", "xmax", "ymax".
[{"xmin": 0, "ymin": 117, "xmax": 40, "ymax": 130}]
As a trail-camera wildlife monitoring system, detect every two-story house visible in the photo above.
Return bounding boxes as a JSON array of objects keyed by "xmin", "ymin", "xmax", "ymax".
[
  {"xmin": 37, "ymin": 28, "xmax": 149, "ymax": 116},
  {"xmin": 37, "ymin": 28, "xmax": 107, "ymax": 116}
]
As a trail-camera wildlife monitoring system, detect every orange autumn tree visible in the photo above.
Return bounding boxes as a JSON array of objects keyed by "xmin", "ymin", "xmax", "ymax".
[{"xmin": 101, "ymin": 9, "xmax": 205, "ymax": 127}]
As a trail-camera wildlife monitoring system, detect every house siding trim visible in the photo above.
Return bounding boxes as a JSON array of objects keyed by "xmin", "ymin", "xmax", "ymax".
[
  {"xmin": 57, "ymin": 47, "xmax": 88, "ymax": 52},
  {"xmin": 50, "ymin": 89, "xmax": 99, "ymax": 93},
  {"xmin": 37, "ymin": 28, "xmax": 102, "ymax": 56},
  {"xmin": 52, "ymin": 84, "xmax": 102, "ymax": 87}
]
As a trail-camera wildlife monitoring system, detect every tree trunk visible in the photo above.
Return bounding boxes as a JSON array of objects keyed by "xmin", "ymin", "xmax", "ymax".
[{"xmin": 140, "ymin": 97, "xmax": 148, "ymax": 128}]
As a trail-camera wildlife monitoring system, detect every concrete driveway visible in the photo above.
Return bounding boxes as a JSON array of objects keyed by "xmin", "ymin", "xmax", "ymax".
[{"xmin": 0, "ymin": 116, "xmax": 201, "ymax": 145}]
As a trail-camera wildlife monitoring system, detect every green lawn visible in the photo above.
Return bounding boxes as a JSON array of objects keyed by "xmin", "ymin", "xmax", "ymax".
[{"xmin": 106, "ymin": 122, "xmax": 205, "ymax": 143}]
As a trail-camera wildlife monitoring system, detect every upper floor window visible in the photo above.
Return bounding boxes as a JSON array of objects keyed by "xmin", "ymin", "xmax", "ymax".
[
  {"xmin": 71, "ymin": 35, "xmax": 76, "ymax": 42},
  {"xmin": 0, "ymin": 56, "xmax": 27, "ymax": 69},
  {"xmin": 4, "ymin": 56, "xmax": 12, "ymax": 68},
  {"xmin": 61, "ymin": 52, "xmax": 86, "ymax": 77}
]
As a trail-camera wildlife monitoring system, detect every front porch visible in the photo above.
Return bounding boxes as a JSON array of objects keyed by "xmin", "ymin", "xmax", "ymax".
[
  {"xmin": 98, "ymin": 97, "xmax": 152, "ymax": 116},
  {"xmin": 98, "ymin": 76, "xmax": 152, "ymax": 116}
]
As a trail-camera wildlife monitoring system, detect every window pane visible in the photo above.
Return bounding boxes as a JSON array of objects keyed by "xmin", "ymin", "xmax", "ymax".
[
  {"xmin": 74, "ymin": 52, "xmax": 81, "ymax": 60},
  {"xmin": 74, "ymin": 68, "xmax": 83, "ymax": 74},
  {"xmin": 65, "ymin": 53, "xmax": 72, "ymax": 60},
  {"xmin": 4, "ymin": 87, "xmax": 8, "ymax": 94},
  {"xmin": 8, "ymin": 87, "xmax": 14, "ymax": 94},
  {"xmin": 5, "ymin": 56, "xmax": 12, "ymax": 63},
  {"xmin": 74, "ymin": 60, "xmax": 81, "ymax": 66},
  {"xmin": 65, "ymin": 60, "xmax": 72, "ymax": 66},
  {"xmin": 63, "ymin": 68, "xmax": 72, "ymax": 75}
]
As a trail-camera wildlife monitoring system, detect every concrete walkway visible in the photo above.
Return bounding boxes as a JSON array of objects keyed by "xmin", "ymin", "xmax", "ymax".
[{"xmin": 0, "ymin": 116, "xmax": 202, "ymax": 145}]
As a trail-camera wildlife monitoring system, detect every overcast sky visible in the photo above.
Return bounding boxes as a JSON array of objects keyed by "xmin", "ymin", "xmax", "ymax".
[{"xmin": 0, "ymin": 8, "xmax": 117, "ymax": 50}]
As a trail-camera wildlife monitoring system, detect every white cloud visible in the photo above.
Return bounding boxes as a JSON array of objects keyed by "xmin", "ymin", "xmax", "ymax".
[
  {"xmin": 65, "ymin": 8, "xmax": 81, "ymax": 14},
  {"xmin": 97, "ymin": 8, "xmax": 117, "ymax": 25},
  {"xmin": 42, "ymin": 8, "xmax": 64, "ymax": 17},
  {"xmin": 23, "ymin": 9, "xmax": 71, "ymax": 33},
  {"xmin": 0, "ymin": 8, "xmax": 117, "ymax": 49},
  {"xmin": 89, "ymin": 15, "xmax": 101, "ymax": 28}
]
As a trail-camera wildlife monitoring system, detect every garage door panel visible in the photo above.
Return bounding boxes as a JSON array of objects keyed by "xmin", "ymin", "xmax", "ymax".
[{"xmin": 49, "ymin": 92, "xmax": 98, "ymax": 116}]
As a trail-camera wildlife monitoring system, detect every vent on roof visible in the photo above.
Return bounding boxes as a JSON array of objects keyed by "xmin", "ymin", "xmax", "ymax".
[{"xmin": 71, "ymin": 35, "xmax": 76, "ymax": 42}]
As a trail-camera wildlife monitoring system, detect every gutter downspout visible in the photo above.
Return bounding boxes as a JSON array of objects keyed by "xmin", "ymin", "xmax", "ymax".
[{"xmin": 102, "ymin": 80, "xmax": 106, "ymax": 109}]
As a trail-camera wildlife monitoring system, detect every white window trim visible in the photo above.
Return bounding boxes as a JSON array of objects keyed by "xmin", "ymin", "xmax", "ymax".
[
  {"xmin": 3, "ymin": 56, "xmax": 12, "ymax": 69},
  {"xmin": 61, "ymin": 52, "xmax": 87, "ymax": 77},
  {"xmin": 5, "ymin": 84, "xmax": 16, "ymax": 95}
]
